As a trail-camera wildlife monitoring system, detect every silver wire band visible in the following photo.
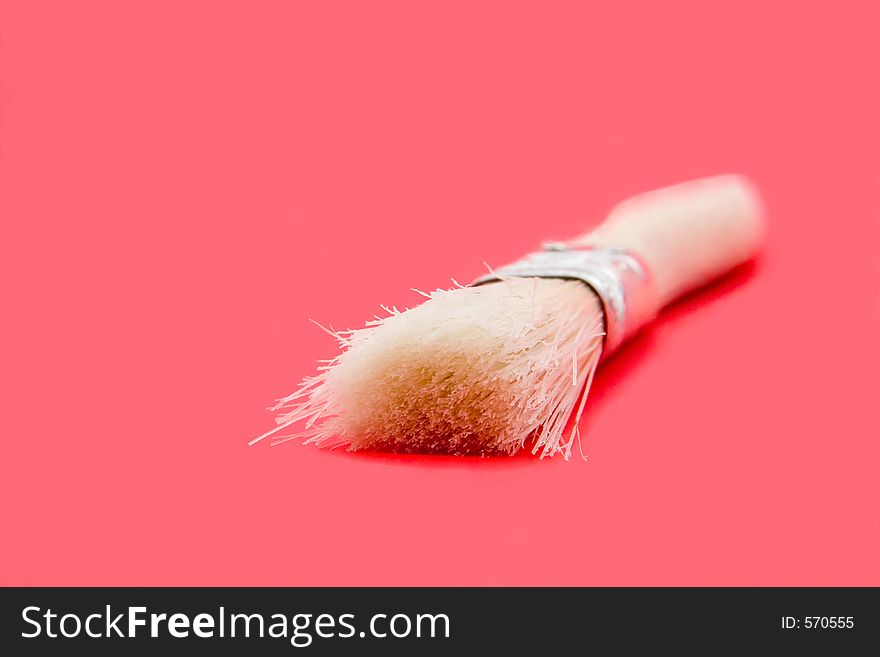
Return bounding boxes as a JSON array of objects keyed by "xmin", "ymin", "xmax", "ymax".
[{"xmin": 472, "ymin": 244, "xmax": 657, "ymax": 354}]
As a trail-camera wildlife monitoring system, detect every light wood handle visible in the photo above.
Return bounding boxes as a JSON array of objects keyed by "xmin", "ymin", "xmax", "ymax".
[{"xmin": 571, "ymin": 175, "xmax": 766, "ymax": 309}]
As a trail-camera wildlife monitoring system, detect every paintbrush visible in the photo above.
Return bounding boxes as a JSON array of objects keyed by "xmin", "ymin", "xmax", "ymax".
[{"xmin": 252, "ymin": 175, "xmax": 765, "ymax": 458}]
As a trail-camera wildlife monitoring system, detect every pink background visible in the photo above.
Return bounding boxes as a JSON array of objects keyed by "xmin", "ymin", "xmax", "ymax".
[{"xmin": 2, "ymin": 2, "xmax": 878, "ymax": 585}]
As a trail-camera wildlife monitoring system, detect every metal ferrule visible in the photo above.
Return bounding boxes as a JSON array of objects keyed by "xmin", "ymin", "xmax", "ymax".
[{"xmin": 472, "ymin": 244, "xmax": 657, "ymax": 355}]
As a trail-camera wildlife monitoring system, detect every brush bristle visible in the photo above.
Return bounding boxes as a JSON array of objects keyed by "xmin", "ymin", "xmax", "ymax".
[{"xmin": 254, "ymin": 277, "xmax": 605, "ymax": 459}]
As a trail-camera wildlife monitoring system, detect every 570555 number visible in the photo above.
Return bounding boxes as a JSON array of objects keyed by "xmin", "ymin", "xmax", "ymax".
[{"xmin": 781, "ymin": 616, "xmax": 854, "ymax": 629}]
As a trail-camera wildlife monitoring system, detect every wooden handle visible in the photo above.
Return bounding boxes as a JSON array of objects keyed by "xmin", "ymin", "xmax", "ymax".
[{"xmin": 570, "ymin": 175, "xmax": 766, "ymax": 308}]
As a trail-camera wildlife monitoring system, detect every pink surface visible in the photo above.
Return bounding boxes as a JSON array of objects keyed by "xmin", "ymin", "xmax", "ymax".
[{"xmin": 2, "ymin": 2, "xmax": 878, "ymax": 586}]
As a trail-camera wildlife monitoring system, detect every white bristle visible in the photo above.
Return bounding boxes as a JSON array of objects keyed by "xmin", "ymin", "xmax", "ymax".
[{"xmin": 255, "ymin": 277, "xmax": 605, "ymax": 459}]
